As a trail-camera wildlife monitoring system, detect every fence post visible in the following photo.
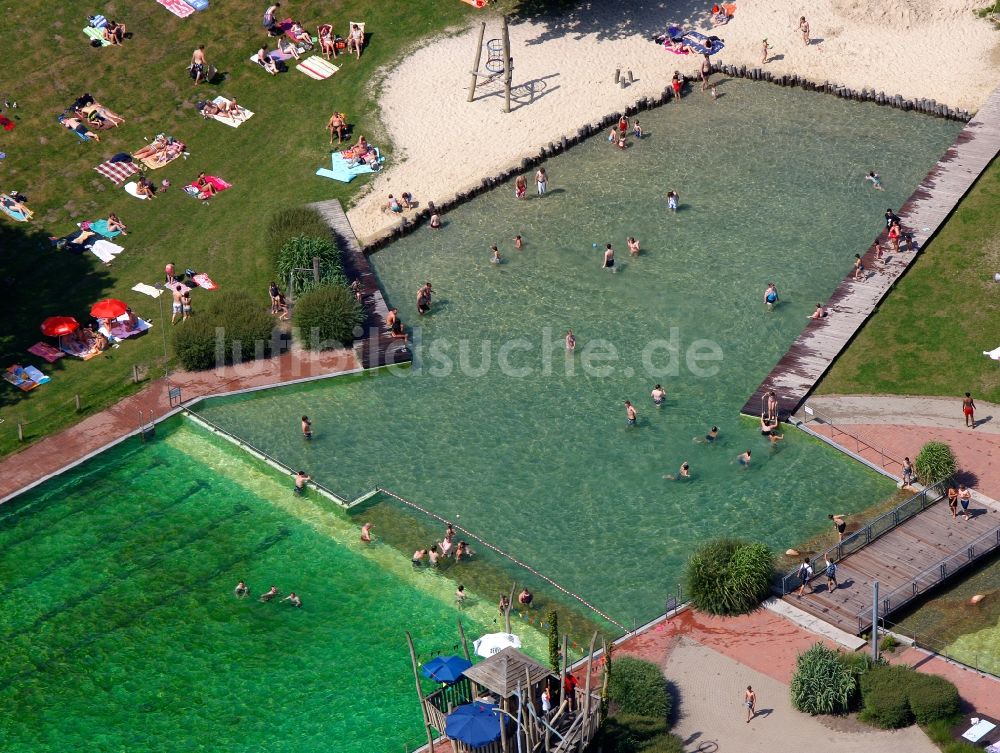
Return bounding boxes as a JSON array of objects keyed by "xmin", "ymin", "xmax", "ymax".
[
  {"xmin": 75, "ymin": 394, "xmax": 81, "ymax": 412},
  {"xmin": 133, "ymin": 364, "xmax": 140, "ymax": 384},
  {"xmin": 312, "ymin": 256, "xmax": 321, "ymax": 284},
  {"xmin": 17, "ymin": 422, "xmax": 24, "ymax": 441}
]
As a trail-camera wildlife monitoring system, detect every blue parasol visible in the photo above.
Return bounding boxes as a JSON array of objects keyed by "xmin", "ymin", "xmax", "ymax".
[
  {"xmin": 422, "ymin": 655, "xmax": 473, "ymax": 684},
  {"xmin": 445, "ymin": 702, "xmax": 503, "ymax": 748}
]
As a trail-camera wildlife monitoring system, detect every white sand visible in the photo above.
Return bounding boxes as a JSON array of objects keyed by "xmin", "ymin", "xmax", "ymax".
[{"xmin": 348, "ymin": 0, "xmax": 1000, "ymax": 242}]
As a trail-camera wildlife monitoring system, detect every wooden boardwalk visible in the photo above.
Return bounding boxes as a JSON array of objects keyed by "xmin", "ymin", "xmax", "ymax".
[
  {"xmin": 309, "ymin": 200, "xmax": 412, "ymax": 370},
  {"xmin": 742, "ymin": 85, "xmax": 1000, "ymax": 419},
  {"xmin": 783, "ymin": 496, "xmax": 1000, "ymax": 634}
]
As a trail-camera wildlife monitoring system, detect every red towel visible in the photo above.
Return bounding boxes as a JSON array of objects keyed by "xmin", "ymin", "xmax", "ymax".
[
  {"xmin": 0, "ymin": 115, "xmax": 13, "ymax": 132},
  {"xmin": 157, "ymin": 0, "xmax": 195, "ymax": 17},
  {"xmin": 28, "ymin": 342, "xmax": 65, "ymax": 363}
]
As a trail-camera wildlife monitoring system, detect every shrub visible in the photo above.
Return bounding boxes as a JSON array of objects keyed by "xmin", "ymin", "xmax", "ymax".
[
  {"xmin": 275, "ymin": 235, "xmax": 345, "ymax": 294},
  {"xmin": 685, "ymin": 538, "xmax": 774, "ymax": 616},
  {"xmin": 547, "ymin": 610, "xmax": 560, "ymax": 672},
  {"xmin": 914, "ymin": 441, "xmax": 956, "ymax": 484},
  {"xmin": 606, "ymin": 657, "xmax": 670, "ymax": 721},
  {"xmin": 593, "ymin": 715, "xmax": 667, "ymax": 753},
  {"xmin": 265, "ymin": 207, "xmax": 330, "ymax": 263},
  {"xmin": 859, "ymin": 665, "xmax": 913, "ymax": 729},
  {"xmin": 907, "ymin": 673, "xmax": 960, "ymax": 725},
  {"xmin": 924, "ymin": 719, "xmax": 982, "ymax": 753},
  {"xmin": 173, "ymin": 291, "xmax": 275, "ymax": 371},
  {"xmin": 640, "ymin": 734, "xmax": 685, "ymax": 753},
  {"xmin": 293, "ymin": 284, "xmax": 364, "ymax": 349},
  {"xmin": 790, "ymin": 643, "xmax": 860, "ymax": 715},
  {"xmin": 879, "ymin": 634, "xmax": 899, "ymax": 653}
]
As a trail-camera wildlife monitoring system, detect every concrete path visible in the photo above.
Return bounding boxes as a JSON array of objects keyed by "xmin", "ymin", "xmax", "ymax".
[{"xmin": 806, "ymin": 395, "xmax": 1000, "ymax": 434}]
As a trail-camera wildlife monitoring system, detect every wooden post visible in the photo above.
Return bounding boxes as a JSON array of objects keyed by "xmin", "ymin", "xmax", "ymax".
[
  {"xmin": 582, "ymin": 632, "xmax": 597, "ymax": 727},
  {"xmin": 468, "ymin": 22, "xmax": 486, "ymax": 102},
  {"xmin": 17, "ymin": 422, "xmax": 23, "ymax": 442},
  {"xmin": 75, "ymin": 394, "xmax": 82, "ymax": 411},
  {"xmin": 406, "ymin": 631, "xmax": 435, "ymax": 753},
  {"xmin": 132, "ymin": 364, "xmax": 140, "ymax": 384},
  {"xmin": 459, "ymin": 618, "xmax": 482, "ymax": 697},
  {"xmin": 312, "ymin": 256, "xmax": 321, "ymax": 284},
  {"xmin": 501, "ymin": 15, "xmax": 512, "ymax": 113},
  {"xmin": 559, "ymin": 635, "xmax": 568, "ymax": 707},
  {"xmin": 524, "ymin": 667, "xmax": 539, "ymax": 750},
  {"xmin": 499, "ymin": 696, "xmax": 509, "ymax": 753},
  {"xmin": 504, "ymin": 583, "xmax": 516, "ymax": 634},
  {"xmin": 600, "ymin": 638, "xmax": 610, "ymax": 722}
]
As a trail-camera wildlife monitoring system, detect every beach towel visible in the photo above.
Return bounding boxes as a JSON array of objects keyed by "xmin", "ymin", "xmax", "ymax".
[
  {"xmin": 206, "ymin": 96, "xmax": 254, "ymax": 127},
  {"xmin": 280, "ymin": 18, "xmax": 315, "ymax": 48},
  {"xmin": 316, "ymin": 147, "xmax": 382, "ymax": 182},
  {"xmin": 60, "ymin": 339, "xmax": 102, "ymax": 360},
  {"xmin": 52, "ymin": 232, "xmax": 95, "ymax": 252},
  {"xmin": 681, "ymin": 30, "xmax": 725, "ymax": 55},
  {"xmin": 83, "ymin": 26, "xmax": 111, "ymax": 46},
  {"xmin": 132, "ymin": 283, "xmax": 163, "ymax": 298},
  {"xmin": 105, "ymin": 314, "xmax": 152, "ymax": 340},
  {"xmin": 59, "ymin": 115, "xmax": 96, "ymax": 142},
  {"xmin": 985, "ymin": 346, "xmax": 1000, "ymax": 361},
  {"xmin": 157, "ymin": 0, "xmax": 196, "ymax": 18},
  {"xmin": 88, "ymin": 219, "xmax": 121, "ymax": 238},
  {"xmin": 140, "ymin": 151, "xmax": 183, "ymax": 170},
  {"xmin": 95, "ymin": 159, "xmax": 139, "ymax": 185},
  {"xmin": 0, "ymin": 115, "xmax": 14, "ymax": 131},
  {"xmin": 0, "ymin": 196, "xmax": 32, "ymax": 222},
  {"xmin": 191, "ymin": 273, "xmax": 218, "ymax": 290},
  {"xmin": 183, "ymin": 175, "xmax": 231, "ymax": 200},
  {"xmin": 124, "ymin": 181, "xmax": 149, "ymax": 200},
  {"xmin": 28, "ymin": 342, "xmax": 65, "ymax": 363},
  {"xmin": 183, "ymin": 0, "xmax": 209, "ymax": 10},
  {"xmin": 3, "ymin": 365, "xmax": 46, "ymax": 392},
  {"xmin": 90, "ymin": 239, "xmax": 125, "ymax": 264},
  {"xmin": 295, "ymin": 56, "xmax": 339, "ymax": 80}
]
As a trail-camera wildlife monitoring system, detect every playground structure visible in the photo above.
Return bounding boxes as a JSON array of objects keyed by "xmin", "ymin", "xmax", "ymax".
[{"xmin": 468, "ymin": 16, "xmax": 514, "ymax": 112}]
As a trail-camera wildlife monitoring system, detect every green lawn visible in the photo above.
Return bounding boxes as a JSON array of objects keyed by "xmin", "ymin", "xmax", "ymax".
[
  {"xmin": 0, "ymin": 0, "xmax": 475, "ymax": 456},
  {"xmin": 816, "ymin": 158, "xmax": 1000, "ymax": 401}
]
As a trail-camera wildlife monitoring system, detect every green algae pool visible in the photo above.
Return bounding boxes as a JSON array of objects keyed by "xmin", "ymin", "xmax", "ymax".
[
  {"xmin": 192, "ymin": 80, "xmax": 961, "ymax": 627},
  {"xmin": 0, "ymin": 419, "xmax": 547, "ymax": 753}
]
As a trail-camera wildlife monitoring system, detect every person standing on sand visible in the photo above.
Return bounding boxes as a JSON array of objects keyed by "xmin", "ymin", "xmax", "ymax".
[
  {"xmin": 962, "ymin": 392, "xmax": 976, "ymax": 428},
  {"xmin": 799, "ymin": 16, "xmax": 810, "ymax": 45},
  {"xmin": 761, "ymin": 38, "xmax": 771, "ymax": 64},
  {"xmin": 745, "ymin": 686, "xmax": 757, "ymax": 723}
]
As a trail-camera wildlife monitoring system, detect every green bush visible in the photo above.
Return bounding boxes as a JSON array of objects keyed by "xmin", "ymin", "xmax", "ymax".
[
  {"xmin": 907, "ymin": 673, "xmax": 960, "ymax": 725},
  {"xmin": 790, "ymin": 643, "xmax": 860, "ymax": 715},
  {"xmin": 173, "ymin": 291, "xmax": 275, "ymax": 371},
  {"xmin": 859, "ymin": 665, "xmax": 913, "ymax": 729},
  {"xmin": 592, "ymin": 715, "xmax": 667, "ymax": 753},
  {"xmin": 914, "ymin": 441, "xmax": 956, "ymax": 484},
  {"xmin": 547, "ymin": 610, "xmax": 560, "ymax": 672},
  {"xmin": 606, "ymin": 657, "xmax": 670, "ymax": 721},
  {"xmin": 640, "ymin": 734, "xmax": 685, "ymax": 753},
  {"xmin": 275, "ymin": 235, "xmax": 345, "ymax": 295},
  {"xmin": 293, "ymin": 284, "xmax": 364, "ymax": 350},
  {"xmin": 265, "ymin": 208, "xmax": 330, "ymax": 263},
  {"xmin": 685, "ymin": 538, "xmax": 774, "ymax": 616},
  {"xmin": 879, "ymin": 634, "xmax": 899, "ymax": 653},
  {"xmin": 925, "ymin": 719, "xmax": 982, "ymax": 753}
]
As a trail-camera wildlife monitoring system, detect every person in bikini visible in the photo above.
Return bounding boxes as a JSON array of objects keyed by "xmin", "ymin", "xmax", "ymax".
[
  {"xmin": 348, "ymin": 24, "xmax": 364, "ymax": 59},
  {"xmin": 828, "ymin": 513, "xmax": 847, "ymax": 541},
  {"xmin": 327, "ymin": 112, "xmax": 347, "ymax": 144},
  {"xmin": 627, "ymin": 237, "xmax": 640, "ymax": 256},
  {"xmin": 318, "ymin": 24, "xmax": 337, "ymax": 59}
]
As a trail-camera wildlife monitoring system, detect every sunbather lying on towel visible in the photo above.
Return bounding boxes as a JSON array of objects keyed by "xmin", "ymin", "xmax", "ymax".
[
  {"xmin": 1, "ymin": 194, "xmax": 32, "ymax": 219},
  {"xmin": 60, "ymin": 116, "xmax": 101, "ymax": 141},
  {"xmin": 78, "ymin": 103, "xmax": 124, "ymax": 128},
  {"xmin": 257, "ymin": 44, "xmax": 280, "ymax": 75},
  {"xmin": 148, "ymin": 140, "xmax": 184, "ymax": 165},
  {"xmin": 341, "ymin": 135, "xmax": 378, "ymax": 165},
  {"xmin": 103, "ymin": 20, "xmax": 127, "ymax": 46},
  {"xmin": 133, "ymin": 134, "xmax": 169, "ymax": 159}
]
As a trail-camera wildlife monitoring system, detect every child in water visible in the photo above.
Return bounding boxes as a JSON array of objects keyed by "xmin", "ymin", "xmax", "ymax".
[
  {"xmin": 514, "ymin": 234, "xmax": 523, "ymax": 249},
  {"xmin": 490, "ymin": 245, "xmax": 501, "ymax": 264},
  {"xmin": 865, "ymin": 171, "xmax": 884, "ymax": 190},
  {"xmin": 633, "ymin": 120, "xmax": 642, "ymax": 139}
]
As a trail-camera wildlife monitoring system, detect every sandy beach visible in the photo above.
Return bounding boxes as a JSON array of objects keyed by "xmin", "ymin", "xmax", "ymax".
[{"xmin": 347, "ymin": 0, "xmax": 1000, "ymax": 242}]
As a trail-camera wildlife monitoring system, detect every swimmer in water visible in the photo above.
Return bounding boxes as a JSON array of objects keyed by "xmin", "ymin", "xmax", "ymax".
[
  {"xmin": 651, "ymin": 384, "xmax": 666, "ymax": 405},
  {"xmin": 260, "ymin": 585, "xmax": 280, "ymax": 602},
  {"xmin": 490, "ymin": 245, "xmax": 501, "ymax": 264},
  {"xmin": 360, "ymin": 522, "xmax": 374, "ymax": 542},
  {"xmin": 738, "ymin": 449, "xmax": 752, "ymax": 466},
  {"xmin": 514, "ymin": 234, "xmax": 523, "ymax": 249},
  {"xmin": 293, "ymin": 470, "xmax": 310, "ymax": 495},
  {"xmin": 301, "ymin": 415, "xmax": 312, "ymax": 440},
  {"xmin": 760, "ymin": 413, "xmax": 778, "ymax": 436},
  {"xmin": 625, "ymin": 400, "xmax": 638, "ymax": 426},
  {"xmin": 412, "ymin": 548, "xmax": 426, "ymax": 567},
  {"xmin": 705, "ymin": 426, "xmax": 719, "ymax": 442},
  {"xmin": 565, "ymin": 330, "xmax": 576, "ymax": 352},
  {"xmin": 769, "ymin": 430, "xmax": 785, "ymax": 444},
  {"xmin": 603, "ymin": 243, "xmax": 615, "ymax": 269},
  {"xmin": 617, "ymin": 135, "xmax": 627, "ymax": 150},
  {"xmin": 234, "ymin": 580, "xmax": 250, "ymax": 598},
  {"xmin": 282, "ymin": 592, "xmax": 302, "ymax": 608},
  {"xmin": 764, "ymin": 283, "xmax": 778, "ymax": 310},
  {"xmin": 667, "ymin": 191, "xmax": 679, "ymax": 212},
  {"xmin": 456, "ymin": 584, "xmax": 467, "ymax": 606},
  {"xmin": 664, "ymin": 461, "xmax": 691, "ymax": 480},
  {"xmin": 865, "ymin": 171, "xmax": 884, "ymax": 190},
  {"xmin": 809, "ymin": 303, "xmax": 826, "ymax": 320},
  {"xmin": 627, "ymin": 237, "xmax": 640, "ymax": 256}
]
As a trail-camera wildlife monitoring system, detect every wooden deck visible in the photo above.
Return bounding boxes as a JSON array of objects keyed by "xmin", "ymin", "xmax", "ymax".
[
  {"xmin": 742, "ymin": 84, "xmax": 1000, "ymax": 419},
  {"xmin": 309, "ymin": 200, "xmax": 412, "ymax": 369},
  {"xmin": 783, "ymin": 497, "xmax": 1000, "ymax": 634}
]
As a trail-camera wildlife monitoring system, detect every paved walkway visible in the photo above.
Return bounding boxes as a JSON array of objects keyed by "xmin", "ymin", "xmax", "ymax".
[
  {"xmin": 0, "ymin": 346, "xmax": 359, "ymax": 503},
  {"xmin": 806, "ymin": 395, "xmax": 1000, "ymax": 435}
]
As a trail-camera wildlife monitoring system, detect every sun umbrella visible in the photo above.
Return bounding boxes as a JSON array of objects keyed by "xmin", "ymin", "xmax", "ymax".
[
  {"xmin": 445, "ymin": 702, "xmax": 502, "ymax": 748},
  {"xmin": 40, "ymin": 316, "xmax": 79, "ymax": 337},
  {"xmin": 473, "ymin": 632, "xmax": 521, "ymax": 658},
  {"xmin": 90, "ymin": 298, "xmax": 128, "ymax": 319},
  {"xmin": 422, "ymin": 655, "xmax": 473, "ymax": 684}
]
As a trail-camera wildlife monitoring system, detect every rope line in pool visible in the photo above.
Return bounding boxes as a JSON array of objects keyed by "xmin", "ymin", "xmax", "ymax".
[{"xmin": 377, "ymin": 487, "xmax": 628, "ymax": 631}]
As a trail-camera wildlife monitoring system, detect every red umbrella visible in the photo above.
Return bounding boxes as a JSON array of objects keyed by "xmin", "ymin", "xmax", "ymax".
[
  {"xmin": 41, "ymin": 316, "xmax": 79, "ymax": 337},
  {"xmin": 90, "ymin": 298, "xmax": 128, "ymax": 319}
]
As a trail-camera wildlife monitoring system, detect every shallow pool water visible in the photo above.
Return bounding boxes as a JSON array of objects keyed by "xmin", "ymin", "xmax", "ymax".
[
  {"xmin": 0, "ymin": 420, "xmax": 547, "ymax": 753},
  {"xmin": 194, "ymin": 81, "xmax": 960, "ymax": 626}
]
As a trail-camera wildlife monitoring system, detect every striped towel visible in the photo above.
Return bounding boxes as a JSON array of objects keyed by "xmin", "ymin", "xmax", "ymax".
[
  {"xmin": 157, "ymin": 0, "xmax": 196, "ymax": 18},
  {"xmin": 94, "ymin": 160, "xmax": 139, "ymax": 185},
  {"xmin": 295, "ymin": 56, "xmax": 339, "ymax": 80}
]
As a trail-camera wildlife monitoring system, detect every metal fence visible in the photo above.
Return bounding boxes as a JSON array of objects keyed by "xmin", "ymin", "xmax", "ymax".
[
  {"xmin": 800, "ymin": 406, "xmax": 904, "ymax": 470},
  {"xmin": 779, "ymin": 479, "xmax": 949, "ymax": 594},
  {"xmin": 880, "ymin": 615, "xmax": 1000, "ymax": 679}
]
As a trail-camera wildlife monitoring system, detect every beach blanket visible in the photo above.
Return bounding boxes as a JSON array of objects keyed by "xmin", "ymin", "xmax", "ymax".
[
  {"xmin": 316, "ymin": 147, "xmax": 382, "ymax": 182},
  {"xmin": 132, "ymin": 283, "xmax": 163, "ymax": 298},
  {"xmin": 83, "ymin": 26, "xmax": 111, "ymax": 46},
  {"xmin": 60, "ymin": 339, "xmax": 102, "ymax": 360},
  {"xmin": 140, "ymin": 151, "xmax": 183, "ymax": 170},
  {"xmin": 4, "ymin": 365, "xmax": 49, "ymax": 392},
  {"xmin": 183, "ymin": 175, "xmax": 231, "ymax": 200},
  {"xmin": 123, "ymin": 181, "xmax": 149, "ymax": 200},
  {"xmin": 95, "ymin": 159, "xmax": 139, "ymax": 185},
  {"xmin": 295, "ymin": 56, "xmax": 338, "ymax": 80},
  {"xmin": 191, "ymin": 273, "xmax": 218, "ymax": 290},
  {"xmin": 90, "ymin": 239, "xmax": 125, "ymax": 264},
  {"xmin": 0, "ymin": 196, "xmax": 32, "ymax": 222},
  {"xmin": 51, "ymin": 233, "xmax": 95, "ymax": 252},
  {"xmin": 681, "ymin": 30, "xmax": 725, "ymax": 55},
  {"xmin": 28, "ymin": 342, "xmax": 65, "ymax": 363},
  {"xmin": 207, "ymin": 96, "xmax": 254, "ymax": 127},
  {"xmin": 104, "ymin": 315, "xmax": 152, "ymax": 340},
  {"xmin": 88, "ymin": 219, "xmax": 121, "ymax": 238},
  {"xmin": 0, "ymin": 115, "xmax": 14, "ymax": 131},
  {"xmin": 156, "ymin": 0, "xmax": 196, "ymax": 18},
  {"xmin": 184, "ymin": 0, "xmax": 209, "ymax": 10},
  {"xmin": 279, "ymin": 18, "xmax": 316, "ymax": 47}
]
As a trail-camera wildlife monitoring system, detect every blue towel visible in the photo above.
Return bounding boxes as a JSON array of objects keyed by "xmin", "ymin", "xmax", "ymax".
[{"xmin": 89, "ymin": 219, "xmax": 121, "ymax": 238}]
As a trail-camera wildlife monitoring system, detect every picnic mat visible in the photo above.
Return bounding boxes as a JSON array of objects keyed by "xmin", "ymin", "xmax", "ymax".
[
  {"xmin": 28, "ymin": 342, "xmax": 65, "ymax": 363},
  {"xmin": 132, "ymin": 283, "xmax": 163, "ymax": 298},
  {"xmin": 296, "ymin": 56, "xmax": 339, "ymax": 80},
  {"xmin": 316, "ymin": 147, "xmax": 382, "ymax": 183},
  {"xmin": 91, "ymin": 239, "xmax": 125, "ymax": 264},
  {"xmin": 123, "ymin": 181, "xmax": 149, "ymax": 200},
  {"xmin": 105, "ymin": 316, "xmax": 152, "ymax": 340},
  {"xmin": 88, "ymin": 219, "xmax": 121, "ymax": 238},
  {"xmin": 208, "ymin": 96, "xmax": 253, "ymax": 127},
  {"xmin": 183, "ymin": 176, "xmax": 231, "ymax": 199},
  {"xmin": 83, "ymin": 26, "xmax": 111, "ymax": 46},
  {"xmin": 95, "ymin": 160, "xmax": 139, "ymax": 185},
  {"xmin": 140, "ymin": 152, "xmax": 182, "ymax": 170},
  {"xmin": 156, "ymin": 0, "xmax": 196, "ymax": 18},
  {"xmin": 4, "ymin": 365, "xmax": 48, "ymax": 392},
  {"xmin": 192, "ymin": 273, "xmax": 218, "ymax": 290}
]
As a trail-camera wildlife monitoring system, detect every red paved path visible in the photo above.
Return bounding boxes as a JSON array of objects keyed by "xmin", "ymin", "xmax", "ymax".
[{"xmin": 0, "ymin": 347, "xmax": 358, "ymax": 502}]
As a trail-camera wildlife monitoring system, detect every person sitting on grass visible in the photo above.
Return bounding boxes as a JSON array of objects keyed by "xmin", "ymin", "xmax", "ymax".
[
  {"xmin": 136, "ymin": 177, "xmax": 156, "ymax": 199},
  {"xmin": 194, "ymin": 172, "xmax": 217, "ymax": 198},
  {"xmin": 257, "ymin": 44, "xmax": 279, "ymax": 75},
  {"xmin": 318, "ymin": 24, "xmax": 336, "ymax": 59},
  {"xmin": 103, "ymin": 20, "xmax": 127, "ymax": 46}
]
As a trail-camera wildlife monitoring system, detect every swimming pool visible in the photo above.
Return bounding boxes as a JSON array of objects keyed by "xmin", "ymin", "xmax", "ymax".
[
  {"xmin": 0, "ymin": 419, "xmax": 547, "ymax": 753},
  {"xmin": 193, "ymin": 81, "xmax": 959, "ymax": 626}
]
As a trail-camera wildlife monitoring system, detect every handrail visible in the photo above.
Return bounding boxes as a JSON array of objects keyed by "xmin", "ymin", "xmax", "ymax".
[
  {"xmin": 879, "ymin": 616, "xmax": 1000, "ymax": 680},
  {"xmin": 858, "ymin": 524, "xmax": 1000, "ymax": 627},
  {"xmin": 800, "ymin": 406, "xmax": 904, "ymax": 469},
  {"xmin": 779, "ymin": 479, "xmax": 949, "ymax": 594}
]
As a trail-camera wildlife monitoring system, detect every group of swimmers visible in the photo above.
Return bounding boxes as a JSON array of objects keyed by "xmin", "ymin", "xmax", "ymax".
[
  {"xmin": 413, "ymin": 522, "xmax": 476, "ymax": 568},
  {"xmin": 234, "ymin": 580, "xmax": 302, "ymax": 607}
]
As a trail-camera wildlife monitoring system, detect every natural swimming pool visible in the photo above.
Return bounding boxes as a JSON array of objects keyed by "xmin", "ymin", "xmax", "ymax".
[
  {"xmin": 0, "ymin": 420, "xmax": 547, "ymax": 753},
  {"xmin": 193, "ymin": 81, "xmax": 961, "ymax": 627}
]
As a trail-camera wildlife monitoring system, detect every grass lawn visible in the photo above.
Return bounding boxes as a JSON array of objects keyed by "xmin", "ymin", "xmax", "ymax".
[
  {"xmin": 0, "ymin": 0, "xmax": 475, "ymax": 457},
  {"xmin": 817, "ymin": 158, "xmax": 1000, "ymax": 402}
]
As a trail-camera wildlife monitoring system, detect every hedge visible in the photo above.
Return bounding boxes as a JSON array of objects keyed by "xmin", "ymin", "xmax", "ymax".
[
  {"xmin": 790, "ymin": 643, "xmax": 862, "ymax": 715},
  {"xmin": 685, "ymin": 538, "xmax": 774, "ymax": 616},
  {"xmin": 173, "ymin": 291, "xmax": 275, "ymax": 371},
  {"xmin": 607, "ymin": 657, "xmax": 670, "ymax": 721},
  {"xmin": 858, "ymin": 664, "xmax": 960, "ymax": 729},
  {"xmin": 293, "ymin": 284, "xmax": 364, "ymax": 350},
  {"xmin": 265, "ymin": 208, "xmax": 330, "ymax": 265},
  {"xmin": 275, "ymin": 235, "xmax": 345, "ymax": 295}
]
